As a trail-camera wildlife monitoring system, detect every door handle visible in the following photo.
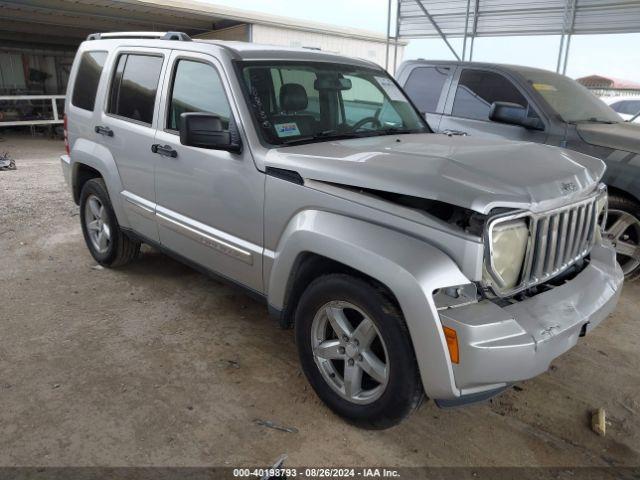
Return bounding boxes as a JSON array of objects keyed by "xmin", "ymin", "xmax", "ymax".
[
  {"xmin": 151, "ymin": 144, "xmax": 178, "ymax": 158},
  {"xmin": 442, "ymin": 129, "xmax": 468, "ymax": 137},
  {"xmin": 94, "ymin": 125, "xmax": 114, "ymax": 137}
]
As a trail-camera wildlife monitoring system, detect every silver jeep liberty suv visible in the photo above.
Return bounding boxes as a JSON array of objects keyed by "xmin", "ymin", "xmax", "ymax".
[{"xmin": 61, "ymin": 32, "xmax": 623, "ymax": 428}]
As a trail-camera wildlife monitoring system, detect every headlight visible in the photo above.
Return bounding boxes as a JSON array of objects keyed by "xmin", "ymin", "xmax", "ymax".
[{"xmin": 485, "ymin": 219, "xmax": 529, "ymax": 290}]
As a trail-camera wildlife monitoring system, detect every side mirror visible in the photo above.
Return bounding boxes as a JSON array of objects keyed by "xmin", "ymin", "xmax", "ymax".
[
  {"xmin": 489, "ymin": 101, "xmax": 544, "ymax": 130},
  {"xmin": 179, "ymin": 113, "xmax": 241, "ymax": 152}
]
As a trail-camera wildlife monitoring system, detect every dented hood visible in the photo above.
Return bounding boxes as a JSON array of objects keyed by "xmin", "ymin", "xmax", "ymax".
[
  {"xmin": 576, "ymin": 122, "xmax": 640, "ymax": 154},
  {"xmin": 266, "ymin": 134, "xmax": 605, "ymax": 214}
]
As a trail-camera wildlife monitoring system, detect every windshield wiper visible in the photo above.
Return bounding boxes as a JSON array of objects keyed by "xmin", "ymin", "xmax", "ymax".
[
  {"xmin": 279, "ymin": 130, "xmax": 375, "ymax": 146},
  {"xmin": 278, "ymin": 127, "xmax": 424, "ymax": 147},
  {"xmin": 379, "ymin": 127, "xmax": 423, "ymax": 135},
  {"xmin": 571, "ymin": 117, "xmax": 618, "ymax": 125}
]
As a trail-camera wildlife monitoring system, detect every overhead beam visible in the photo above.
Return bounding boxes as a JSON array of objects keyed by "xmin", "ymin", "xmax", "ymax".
[
  {"xmin": 0, "ymin": 0, "xmax": 212, "ymax": 32},
  {"xmin": 385, "ymin": 0, "xmax": 392, "ymax": 71},
  {"xmin": 461, "ymin": 0, "xmax": 471, "ymax": 61},
  {"xmin": 0, "ymin": 6, "xmax": 161, "ymax": 32},
  {"xmin": 469, "ymin": 0, "xmax": 479, "ymax": 60},
  {"xmin": 412, "ymin": 0, "xmax": 461, "ymax": 60},
  {"xmin": 562, "ymin": 0, "xmax": 578, "ymax": 75},
  {"xmin": 0, "ymin": 19, "xmax": 92, "ymax": 39}
]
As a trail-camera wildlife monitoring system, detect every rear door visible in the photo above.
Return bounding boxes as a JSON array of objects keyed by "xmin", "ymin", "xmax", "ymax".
[
  {"xmin": 400, "ymin": 64, "xmax": 452, "ymax": 131},
  {"xmin": 152, "ymin": 50, "xmax": 265, "ymax": 292},
  {"xmin": 439, "ymin": 68, "xmax": 548, "ymax": 142},
  {"xmin": 98, "ymin": 47, "xmax": 170, "ymax": 242}
]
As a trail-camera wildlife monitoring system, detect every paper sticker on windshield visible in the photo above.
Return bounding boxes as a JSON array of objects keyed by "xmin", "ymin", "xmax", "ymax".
[
  {"xmin": 374, "ymin": 76, "xmax": 406, "ymax": 101},
  {"xmin": 532, "ymin": 83, "xmax": 558, "ymax": 92},
  {"xmin": 274, "ymin": 122, "xmax": 301, "ymax": 137}
]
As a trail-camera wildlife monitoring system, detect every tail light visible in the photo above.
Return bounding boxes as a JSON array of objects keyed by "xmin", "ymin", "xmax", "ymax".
[{"xmin": 63, "ymin": 114, "xmax": 70, "ymax": 155}]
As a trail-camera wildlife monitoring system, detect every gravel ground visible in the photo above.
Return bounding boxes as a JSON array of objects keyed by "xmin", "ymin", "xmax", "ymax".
[{"xmin": 1, "ymin": 134, "xmax": 639, "ymax": 468}]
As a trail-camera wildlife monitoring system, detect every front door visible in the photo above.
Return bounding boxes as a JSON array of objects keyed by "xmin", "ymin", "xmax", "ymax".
[
  {"xmin": 439, "ymin": 68, "xmax": 548, "ymax": 143},
  {"xmin": 99, "ymin": 47, "xmax": 170, "ymax": 242},
  {"xmin": 153, "ymin": 51, "xmax": 265, "ymax": 292}
]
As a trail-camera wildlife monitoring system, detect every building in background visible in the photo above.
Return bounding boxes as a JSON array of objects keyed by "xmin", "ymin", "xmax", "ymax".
[
  {"xmin": 195, "ymin": 24, "xmax": 403, "ymax": 70},
  {"xmin": 577, "ymin": 75, "xmax": 640, "ymax": 97},
  {"xmin": 0, "ymin": 0, "xmax": 404, "ymax": 128},
  {"xmin": 0, "ymin": 0, "xmax": 405, "ymax": 95}
]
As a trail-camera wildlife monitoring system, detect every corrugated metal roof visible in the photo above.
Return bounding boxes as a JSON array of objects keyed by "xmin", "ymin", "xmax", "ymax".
[
  {"xmin": 0, "ymin": 0, "xmax": 404, "ymax": 48},
  {"xmin": 398, "ymin": 0, "xmax": 640, "ymax": 38}
]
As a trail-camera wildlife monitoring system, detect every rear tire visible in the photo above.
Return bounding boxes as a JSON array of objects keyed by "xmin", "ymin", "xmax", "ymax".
[
  {"xmin": 79, "ymin": 178, "xmax": 140, "ymax": 267},
  {"xmin": 295, "ymin": 274, "xmax": 424, "ymax": 429},
  {"xmin": 605, "ymin": 194, "xmax": 640, "ymax": 280}
]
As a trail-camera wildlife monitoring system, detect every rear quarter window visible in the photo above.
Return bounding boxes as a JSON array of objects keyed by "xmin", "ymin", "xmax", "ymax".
[{"xmin": 71, "ymin": 51, "xmax": 108, "ymax": 111}]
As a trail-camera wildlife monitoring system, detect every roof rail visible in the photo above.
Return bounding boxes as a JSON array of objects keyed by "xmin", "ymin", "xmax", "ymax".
[{"xmin": 86, "ymin": 31, "xmax": 191, "ymax": 41}]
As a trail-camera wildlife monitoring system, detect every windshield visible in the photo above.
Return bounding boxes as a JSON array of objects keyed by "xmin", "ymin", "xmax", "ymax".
[
  {"xmin": 238, "ymin": 61, "xmax": 429, "ymax": 146},
  {"xmin": 520, "ymin": 69, "xmax": 622, "ymax": 124}
]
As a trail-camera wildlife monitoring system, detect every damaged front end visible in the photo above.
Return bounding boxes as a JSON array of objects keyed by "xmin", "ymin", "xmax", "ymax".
[
  {"xmin": 309, "ymin": 176, "xmax": 612, "ymax": 310},
  {"xmin": 341, "ymin": 180, "xmax": 621, "ymax": 401},
  {"xmin": 480, "ymin": 184, "xmax": 609, "ymax": 299},
  {"xmin": 430, "ymin": 184, "xmax": 622, "ymax": 400}
]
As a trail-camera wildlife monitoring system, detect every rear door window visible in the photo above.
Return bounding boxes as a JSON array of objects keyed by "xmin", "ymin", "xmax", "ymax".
[
  {"xmin": 452, "ymin": 69, "xmax": 536, "ymax": 122},
  {"xmin": 107, "ymin": 53, "xmax": 164, "ymax": 125},
  {"xmin": 403, "ymin": 66, "xmax": 450, "ymax": 113},
  {"xmin": 71, "ymin": 51, "xmax": 108, "ymax": 111}
]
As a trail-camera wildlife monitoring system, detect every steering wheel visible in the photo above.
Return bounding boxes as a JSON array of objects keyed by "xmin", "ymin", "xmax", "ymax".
[{"xmin": 352, "ymin": 116, "xmax": 382, "ymax": 132}]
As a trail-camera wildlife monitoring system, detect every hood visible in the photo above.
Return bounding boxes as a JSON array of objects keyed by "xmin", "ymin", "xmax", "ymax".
[
  {"xmin": 266, "ymin": 134, "xmax": 605, "ymax": 214},
  {"xmin": 577, "ymin": 122, "xmax": 640, "ymax": 154}
]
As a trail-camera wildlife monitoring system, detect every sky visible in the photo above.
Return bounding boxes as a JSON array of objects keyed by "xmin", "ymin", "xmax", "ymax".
[{"xmin": 206, "ymin": 0, "xmax": 640, "ymax": 81}]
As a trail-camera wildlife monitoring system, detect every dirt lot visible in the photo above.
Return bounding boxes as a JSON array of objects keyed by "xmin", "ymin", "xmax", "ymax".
[{"xmin": 1, "ymin": 134, "xmax": 639, "ymax": 468}]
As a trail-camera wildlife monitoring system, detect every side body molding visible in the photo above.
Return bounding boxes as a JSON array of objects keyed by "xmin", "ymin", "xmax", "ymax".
[
  {"xmin": 267, "ymin": 209, "xmax": 470, "ymax": 400},
  {"xmin": 70, "ymin": 139, "xmax": 131, "ymax": 229}
]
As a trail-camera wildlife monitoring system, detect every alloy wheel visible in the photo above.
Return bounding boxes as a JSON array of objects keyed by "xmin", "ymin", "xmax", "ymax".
[
  {"xmin": 310, "ymin": 301, "xmax": 389, "ymax": 405},
  {"xmin": 605, "ymin": 209, "xmax": 640, "ymax": 275},
  {"xmin": 84, "ymin": 194, "xmax": 111, "ymax": 254}
]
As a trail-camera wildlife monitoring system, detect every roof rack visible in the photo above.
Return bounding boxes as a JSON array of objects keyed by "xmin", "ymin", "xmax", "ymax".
[{"xmin": 87, "ymin": 31, "xmax": 191, "ymax": 41}]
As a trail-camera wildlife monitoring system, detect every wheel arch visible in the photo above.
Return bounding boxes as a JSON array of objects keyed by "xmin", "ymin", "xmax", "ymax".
[
  {"xmin": 73, "ymin": 163, "xmax": 102, "ymax": 204},
  {"xmin": 70, "ymin": 139, "xmax": 129, "ymax": 229},
  {"xmin": 276, "ymin": 252, "xmax": 400, "ymax": 330},
  {"xmin": 266, "ymin": 209, "xmax": 470, "ymax": 400},
  {"xmin": 607, "ymin": 185, "xmax": 640, "ymax": 206}
]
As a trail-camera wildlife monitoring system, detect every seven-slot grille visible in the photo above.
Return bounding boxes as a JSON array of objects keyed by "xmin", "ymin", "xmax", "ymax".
[
  {"xmin": 522, "ymin": 195, "xmax": 600, "ymax": 285},
  {"xmin": 487, "ymin": 192, "xmax": 604, "ymax": 295}
]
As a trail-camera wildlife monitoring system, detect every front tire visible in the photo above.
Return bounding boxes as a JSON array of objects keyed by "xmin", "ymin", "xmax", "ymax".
[
  {"xmin": 605, "ymin": 195, "xmax": 640, "ymax": 280},
  {"xmin": 295, "ymin": 274, "xmax": 424, "ymax": 429},
  {"xmin": 79, "ymin": 178, "xmax": 140, "ymax": 267}
]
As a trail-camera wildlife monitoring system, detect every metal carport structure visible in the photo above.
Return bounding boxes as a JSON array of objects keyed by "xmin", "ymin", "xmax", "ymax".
[{"xmin": 386, "ymin": 0, "xmax": 640, "ymax": 73}]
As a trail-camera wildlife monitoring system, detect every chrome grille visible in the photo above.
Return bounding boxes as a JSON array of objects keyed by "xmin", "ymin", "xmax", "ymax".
[
  {"xmin": 522, "ymin": 197, "xmax": 599, "ymax": 286},
  {"xmin": 485, "ymin": 188, "xmax": 606, "ymax": 297}
]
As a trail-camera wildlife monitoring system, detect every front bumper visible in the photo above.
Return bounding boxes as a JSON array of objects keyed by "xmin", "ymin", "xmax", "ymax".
[{"xmin": 439, "ymin": 243, "xmax": 623, "ymax": 395}]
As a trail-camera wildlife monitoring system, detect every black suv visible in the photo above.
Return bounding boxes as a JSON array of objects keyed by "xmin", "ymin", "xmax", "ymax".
[{"xmin": 397, "ymin": 60, "xmax": 640, "ymax": 279}]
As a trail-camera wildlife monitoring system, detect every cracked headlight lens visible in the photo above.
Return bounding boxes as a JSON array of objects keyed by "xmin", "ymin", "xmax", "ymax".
[{"xmin": 487, "ymin": 219, "xmax": 529, "ymax": 289}]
